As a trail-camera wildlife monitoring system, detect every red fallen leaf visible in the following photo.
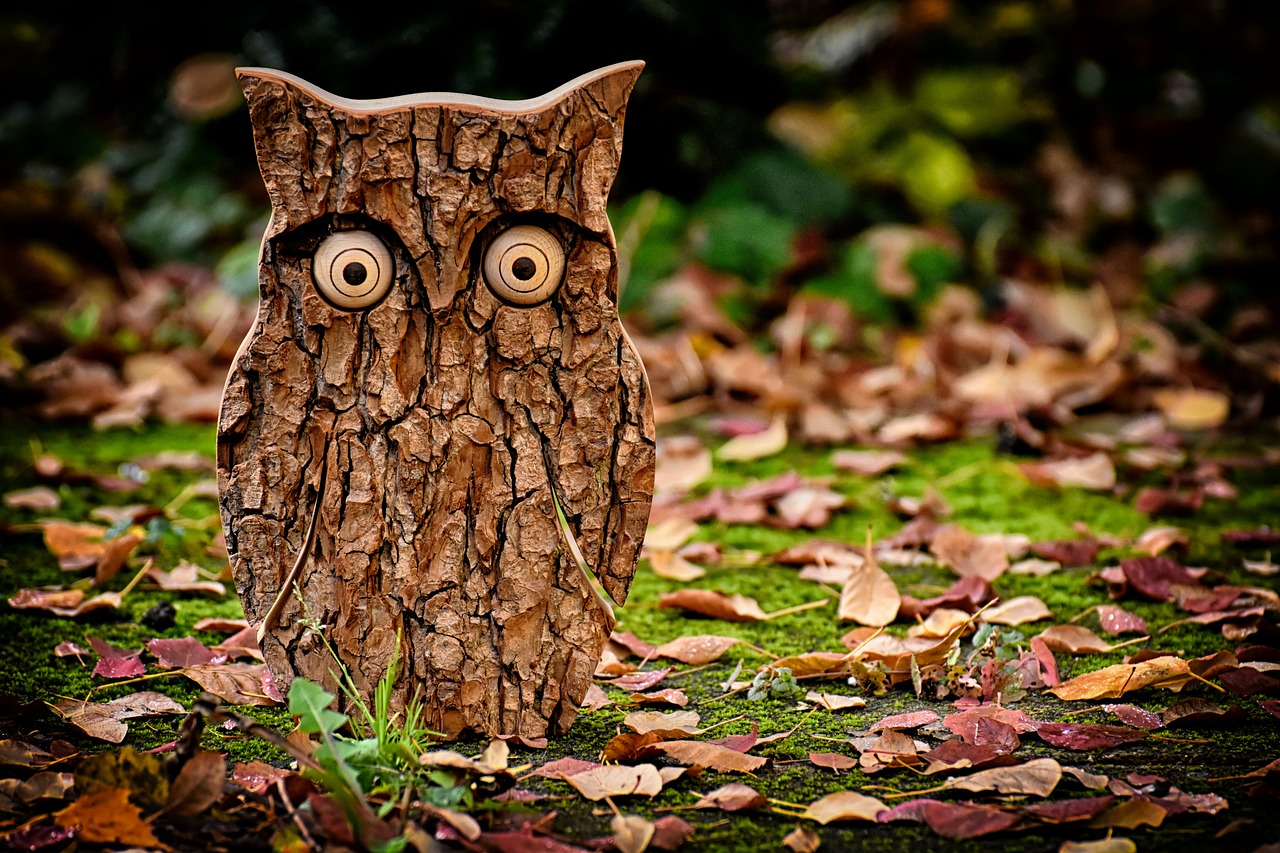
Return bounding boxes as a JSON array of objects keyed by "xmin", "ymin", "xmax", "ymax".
[
  {"xmin": 88, "ymin": 637, "xmax": 145, "ymax": 679},
  {"xmin": 609, "ymin": 668, "xmax": 672, "ymax": 692},
  {"xmin": 1103, "ymin": 704, "xmax": 1164, "ymax": 729},
  {"xmin": 629, "ymin": 689, "xmax": 689, "ymax": 707},
  {"xmin": 7, "ymin": 587, "xmax": 124, "ymax": 618},
  {"xmin": 929, "ymin": 525, "xmax": 1009, "ymax": 581},
  {"xmin": 1115, "ymin": 556, "xmax": 1206, "ymax": 601},
  {"xmin": 1032, "ymin": 539, "xmax": 1102, "ymax": 566},
  {"xmin": 1160, "ymin": 697, "xmax": 1246, "ymax": 727},
  {"xmin": 1035, "ymin": 722, "xmax": 1145, "ymax": 750},
  {"xmin": 581, "ymin": 683, "xmax": 612, "ymax": 711},
  {"xmin": 532, "ymin": 757, "xmax": 601, "ymax": 779},
  {"xmin": 231, "ymin": 759, "xmax": 290, "ymax": 794},
  {"xmin": 147, "ymin": 637, "xmax": 216, "ymax": 669},
  {"xmin": 1221, "ymin": 527, "xmax": 1280, "ymax": 548},
  {"xmin": 831, "ymin": 449, "xmax": 906, "ymax": 477},
  {"xmin": 182, "ymin": 663, "xmax": 282, "ymax": 706},
  {"xmin": 1097, "ymin": 604, "xmax": 1148, "ymax": 635},
  {"xmin": 1029, "ymin": 637, "xmax": 1060, "ymax": 687},
  {"xmin": 211, "ymin": 626, "xmax": 263, "ymax": 661},
  {"xmin": 611, "ymin": 631, "xmax": 659, "ymax": 659},
  {"xmin": 871, "ymin": 710, "xmax": 939, "ymax": 731},
  {"xmin": 1021, "ymin": 796, "xmax": 1116, "ymax": 824},
  {"xmin": 878, "ymin": 798, "xmax": 1020, "ymax": 838},
  {"xmin": 1135, "ymin": 486, "xmax": 1203, "ymax": 515},
  {"xmin": 54, "ymin": 640, "xmax": 90, "ymax": 659},
  {"xmin": 898, "ymin": 576, "xmax": 992, "ymax": 619},
  {"xmin": 693, "ymin": 783, "xmax": 767, "ymax": 811},
  {"xmin": 1260, "ymin": 699, "xmax": 1280, "ymax": 719},
  {"xmin": 921, "ymin": 741, "xmax": 1020, "ymax": 775},
  {"xmin": 706, "ymin": 723, "xmax": 761, "ymax": 753},
  {"xmin": 649, "ymin": 815, "xmax": 694, "ymax": 851},
  {"xmin": 809, "ymin": 751, "xmax": 858, "ymax": 772},
  {"xmin": 1210, "ymin": 665, "xmax": 1280, "ymax": 696}
]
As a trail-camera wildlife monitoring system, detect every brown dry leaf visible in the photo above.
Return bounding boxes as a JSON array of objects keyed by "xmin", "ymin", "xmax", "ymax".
[
  {"xmin": 716, "ymin": 414, "xmax": 788, "ymax": 462},
  {"xmin": 945, "ymin": 757, "xmax": 1062, "ymax": 797},
  {"xmin": 1037, "ymin": 625, "xmax": 1121, "ymax": 655},
  {"xmin": 622, "ymin": 708, "xmax": 699, "ymax": 739},
  {"xmin": 193, "ymin": 617, "xmax": 250, "ymax": 633},
  {"xmin": 773, "ymin": 485, "xmax": 845, "ymax": 529},
  {"xmin": 4, "ymin": 486, "xmax": 60, "ymax": 511},
  {"xmin": 655, "ymin": 740, "xmax": 767, "ymax": 773},
  {"xmin": 40, "ymin": 521, "xmax": 109, "ymax": 570},
  {"xmin": 693, "ymin": 783, "xmax": 767, "ymax": 812},
  {"xmin": 838, "ymin": 535, "xmax": 900, "ymax": 627},
  {"xmin": 803, "ymin": 790, "xmax": 888, "ymax": 824},
  {"xmin": 1050, "ymin": 656, "xmax": 1194, "ymax": 701},
  {"xmin": 182, "ymin": 663, "xmax": 281, "ymax": 706},
  {"xmin": 611, "ymin": 814, "xmax": 655, "ymax": 853},
  {"xmin": 930, "ymin": 526, "xmax": 1008, "ymax": 581},
  {"xmin": 54, "ymin": 785, "xmax": 166, "ymax": 848},
  {"xmin": 1134, "ymin": 526, "xmax": 1189, "ymax": 556},
  {"xmin": 908, "ymin": 607, "xmax": 973, "ymax": 638},
  {"xmin": 1151, "ymin": 387, "xmax": 1229, "ymax": 430},
  {"xmin": 581, "ymin": 683, "xmax": 613, "ymax": 711},
  {"xmin": 51, "ymin": 691, "xmax": 186, "ymax": 743},
  {"xmin": 8, "ymin": 587, "xmax": 125, "ymax": 618},
  {"xmin": 93, "ymin": 533, "xmax": 141, "ymax": 587},
  {"xmin": 804, "ymin": 691, "xmax": 866, "ymax": 711},
  {"xmin": 164, "ymin": 749, "xmax": 227, "ymax": 817},
  {"xmin": 809, "ymin": 752, "xmax": 858, "ymax": 773},
  {"xmin": 561, "ymin": 764, "xmax": 665, "ymax": 800},
  {"xmin": 146, "ymin": 561, "xmax": 227, "ymax": 596},
  {"xmin": 652, "ymin": 635, "xmax": 741, "ymax": 665},
  {"xmin": 1059, "ymin": 839, "xmax": 1137, "ymax": 853},
  {"xmin": 658, "ymin": 589, "xmax": 768, "ymax": 621},
  {"xmin": 782, "ymin": 825, "xmax": 822, "ymax": 852},
  {"xmin": 981, "ymin": 596, "xmax": 1052, "ymax": 626},
  {"xmin": 648, "ymin": 550, "xmax": 707, "ymax": 581},
  {"xmin": 1089, "ymin": 798, "xmax": 1168, "ymax": 829}
]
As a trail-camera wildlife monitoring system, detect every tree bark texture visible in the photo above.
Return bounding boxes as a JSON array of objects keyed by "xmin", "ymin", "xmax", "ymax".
[{"xmin": 217, "ymin": 64, "xmax": 654, "ymax": 739}]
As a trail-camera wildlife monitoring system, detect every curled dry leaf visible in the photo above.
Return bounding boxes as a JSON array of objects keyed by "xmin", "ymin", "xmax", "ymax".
[
  {"xmin": 53, "ymin": 691, "xmax": 186, "ymax": 743},
  {"xmin": 1021, "ymin": 452, "xmax": 1117, "ymax": 491},
  {"xmin": 624, "ymin": 710, "xmax": 702, "ymax": 736},
  {"xmin": 53, "ymin": 785, "xmax": 165, "ymax": 848},
  {"xmin": 803, "ymin": 790, "xmax": 888, "ymax": 824},
  {"xmin": 809, "ymin": 751, "xmax": 858, "ymax": 772},
  {"xmin": 4, "ymin": 485, "xmax": 61, "ymax": 511},
  {"xmin": 1151, "ymin": 387, "xmax": 1229, "ymax": 430},
  {"xmin": 182, "ymin": 663, "xmax": 282, "ymax": 706},
  {"xmin": 7, "ymin": 587, "xmax": 124, "ymax": 618},
  {"xmin": 658, "ymin": 589, "xmax": 767, "ymax": 621},
  {"xmin": 1096, "ymin": 605, "xmax": 1148, "ymax": 636},
  {"xmin": 782, "ymin": 825, "xmax": 822, "ymax": 853},
  {"xmin": 1049, "ymin": 656, "xmax": 1194, "ymax": 701},
  {"xmin": 653, "ymin": 635, "xmax": 741, "ymax": 665},
  {"xmin": 40, "ymin": 521, "xmax": 109, "ymax": 570},
  {"xmin": 838, "ymin": 534, "xmax": 900, "ymax": 627},
  {"xmin": 561, "ymin": 764, "xmax": 665, "ymax": 800},
  {"xmin": 804, "ymin": 691, "xmax": 866, "ymax": 711},
  {"xmin": 1036, "ymin": 624, "xmax": 1119, "ymax": 655},
  {"xmin": 1035, "ymin": 723, "xmax": 1145, "ymax": 751},
  {"xmin": 146, "ymin": 561, "xmax": 227, "ymax": 596},
  {"xmin": 147, "ymin": 636, "xmax": 216, "ymax": 669},
  {"xmin": 164, "ymin": 749, "xmax": 227, "ymax": 817}
]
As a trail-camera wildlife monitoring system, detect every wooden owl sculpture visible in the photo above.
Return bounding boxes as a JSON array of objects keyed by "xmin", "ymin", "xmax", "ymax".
[{"xmin": 217, "ymin": 62, "xmax": 655, "ymax": 740}]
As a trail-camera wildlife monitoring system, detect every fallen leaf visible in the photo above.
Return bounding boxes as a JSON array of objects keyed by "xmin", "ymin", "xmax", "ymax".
[
  {"xmin": 1096, "ymin": 605, "xmax": 1148, "ymax": 636},
  {"xmin": 693, "ymin": 783, "xmax": 767, "ymax": 812},
  {"xmin": 93, "ymin": 533, "xmax": 141, "ymax": 587},
  {"xmin": 231, "ymin": 759, "xmax": 289, "ymax": 794},
  {"xmin": 782, "ymin": 825, "xmax": 822, "ymax": 852},
  {"xmin": 945, "ymin": 757, "xmax": 1062, "ymax": 796},
  {"xmin": 981, "ymin": 595, "xmax": 1052, "ymax": 626},
  {"xmin": 803, "ymin": 790, "xmax": 888, "ymax": 823},
  {"xmin": 804, "ymin": 691, "xmax": 866, "ymax": 711},
  {"xmin": 1021, "ymin": 452, "xmax": 1117, "ymax": 490},
  {"xmin": 40, "ymin": 521, "xmax": 109, "ymax": 570},
  {"xmin": 630, "ymin": 688, "xmax": 689, "ymax": 707},
  {"xmin": 878, "ymin": 798, "xmax": 1019, "ymax": 837},
  {"xmin": 772, "ymin": 485, "xmax": 845, "ymax": 529},
  {"xmin": 653, "ymin": 635, "xmax": 741, "ymax": 665},
  {"xmin": 650, "ymin": 815, "xmax": 694, "ymax": 851},
  {"xmin": 1059, "ymin": 838, "xmax": 1137, "ymax": 853},
  {"xmin": 1034, "ymin": 722, "xmax": 1145, "ymax": 751},
  {"xmin": 716, "ymin": 415, "xmax": 787, "ymax": 462},
  {"xmin": 658, "ymin": 589, "xmax": 767, "ymax": 621},
  {"xmin": 1022, "ymin": 796, "xmax": 1117, "ymax": 825},
  {"xmin": 648, "ymin": 550, "xmax": 707, "ymax": 580},
  {"xmin": 561, "ymin": 764, "xmax": 665, "ymax": 800},
  {"xmin": 88, "ymin": 636, "xmax": 145, "ymax": 679},
  {"xmin": 610, "ymin": 668, "xmax": 672, "ymax": 692},
  {"xmin": 871, "ymin": 710, "xmax": 938, "ymax": 731},
  {"xmin": 930, "ymin": 526, "xmax": 1008, "ymax": 581},
  {"xmin": 1049, "ymin": 656, "xmax": 1194, "ymax": 700},
  {"xmin": 838, "ymin": 535, "xmax": 900, "ymax": 627},
  {"xmin": 54, "ymin": 785, "xmax": 165, "ymax": 848},
  {"xmin": 611, "ymin": 814, "xmax": 655, "ymax": 853},
  {"xmin": 809, "ymin": 751, "xmax": 858, "ymax": 773},
  {"xmin": 4, "ymin": 486, "xmax": 60, "ymax": 511},
  {"xmin": 1103, "ymin": 704, "xmax": 1164, "ymax": 729},
  {"xmin": 182, "ymin": 663, "xmax": 282, "ymax": 705},
  {"xmin": 148, "ymin": 636, "xmax": 216, "ymax": 669},
  {"xmin": 655, "ymin": 740, "xmax": 768, "ymax": 773},
  {"xmin": 51, "ymin": 692, "xmax": 186, "ymax": 743},
  {"xmin": 831, "ymin": 449, "xmax": 906, "ymax": 477},
  {"xmin": 623, "ymin": 710, "xmax": 702, "ymax": 736},
  {"xmin": 1089, "ymin": 797, "xmax": 1168, "ymax": 829},
  {"xmin": 7, "ymin": 587, "xmax": 124, "ymax": 618},
  {"xmin": 1036, "ymin": 624, "xmax": 1119, "ymax": 655},
  {"xmin": 1151, "ymin": 387, "xmax": 1229, "ymax": 430},
  {"xmin": 146, "ymin": 560, "xmax": 227, "ymax": 596},
  {"xmin": 164, "ymin": 749, "xmax": 227, "ymax": 817}
]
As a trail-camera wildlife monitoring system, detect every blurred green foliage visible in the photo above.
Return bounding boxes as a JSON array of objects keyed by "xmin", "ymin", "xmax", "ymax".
[{"xmin": 0, "ymin": 1, "xmax": 1276, "ymax": 334}]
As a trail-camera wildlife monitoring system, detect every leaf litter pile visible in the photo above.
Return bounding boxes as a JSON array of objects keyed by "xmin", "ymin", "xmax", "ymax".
[{"xmin": 2, "ymin": 272, "xmax": 1280, "ymax": 852}]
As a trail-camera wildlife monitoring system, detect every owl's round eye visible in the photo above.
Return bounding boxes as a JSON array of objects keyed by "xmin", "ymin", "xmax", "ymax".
[
  {"xmin": 483, "ymin": 225, "xmax": 565, "ymax": 306},
  {"xmin": 312, "ymin": 231, "xmax": 394, "ymax": 310}
]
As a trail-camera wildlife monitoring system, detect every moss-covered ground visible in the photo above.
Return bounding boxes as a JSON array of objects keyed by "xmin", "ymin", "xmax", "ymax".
[{"xmin": 2, "ymin": 417, "xmax": 1278, "ymax": 852}]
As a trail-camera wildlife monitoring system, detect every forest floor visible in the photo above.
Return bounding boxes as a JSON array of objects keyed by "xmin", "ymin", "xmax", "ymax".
[{"xmin": 2, "ymin": 411, "xmax": 1278, "ymax": 853}]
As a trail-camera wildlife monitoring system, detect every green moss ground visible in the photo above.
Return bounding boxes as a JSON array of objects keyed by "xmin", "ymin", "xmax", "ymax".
[{"xmin": 2, "ymin": 416, "xmax": 1278, "ymax": 851}]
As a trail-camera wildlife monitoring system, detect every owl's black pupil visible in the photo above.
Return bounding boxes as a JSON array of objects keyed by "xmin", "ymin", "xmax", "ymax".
[
  {"xmin": 343, "ymin": 262, "xmax": 368, "ymax": 286},
  {"xmin": 511, "ymin": 256, "xmax": 537, "ymax": 281}
]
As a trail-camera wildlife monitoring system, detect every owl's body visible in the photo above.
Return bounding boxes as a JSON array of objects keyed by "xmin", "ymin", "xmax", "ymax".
[{"xmin": 218, "ymin": 64, "xmax": 654, "ymax": 739}]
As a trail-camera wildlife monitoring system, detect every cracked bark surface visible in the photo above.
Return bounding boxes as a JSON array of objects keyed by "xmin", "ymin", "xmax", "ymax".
[{"xmin": 217, "ymin": 63, "xmax": 654, "ymax": 739}]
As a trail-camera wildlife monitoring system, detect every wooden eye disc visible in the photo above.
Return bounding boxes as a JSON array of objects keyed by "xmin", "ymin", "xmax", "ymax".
[
  {"xmin": 483, "ymin": 225, "xmax": 565, "ymax": 305},
  {"xmin": 313, "ymin": 231, "xmax": 394, "ymax": 309}
]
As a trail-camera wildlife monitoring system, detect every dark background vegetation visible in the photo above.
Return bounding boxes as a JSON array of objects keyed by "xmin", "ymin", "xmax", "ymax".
[{"xmin": 1, "ymin": 0, "xmax": 1277, "ymax": 391}]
